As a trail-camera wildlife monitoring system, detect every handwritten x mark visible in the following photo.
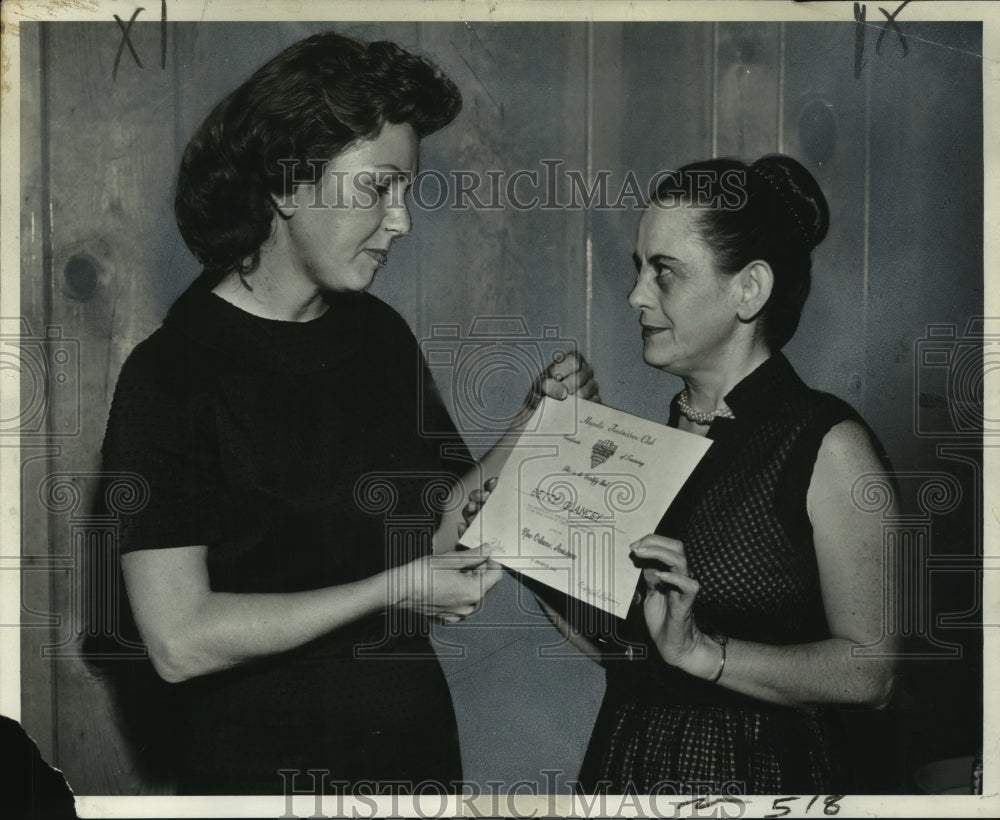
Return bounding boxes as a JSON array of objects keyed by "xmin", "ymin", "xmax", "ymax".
[
  {"xmin": 876, "ymin": 0, "xmax": 911, "ymax": 58},
  {"xmin": 113, "ymin": 8, "xmax": 145, "ymax": 82}
]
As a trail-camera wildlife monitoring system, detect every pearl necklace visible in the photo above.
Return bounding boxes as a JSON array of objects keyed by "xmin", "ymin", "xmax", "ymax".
[{"xmin": 677, "ymin": 389, "xmax": 735, "ymax": 425}]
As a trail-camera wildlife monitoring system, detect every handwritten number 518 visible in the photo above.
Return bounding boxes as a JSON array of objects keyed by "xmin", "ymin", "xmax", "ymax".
[{"xmin": 766, "ymin": 795, "xmax": 845, "ymax": 817}]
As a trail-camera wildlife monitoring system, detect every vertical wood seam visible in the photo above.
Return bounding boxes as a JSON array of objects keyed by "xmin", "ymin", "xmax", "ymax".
[
  {"xmin": 37, "ymin": 21, "xmax": 62, "ymax": 771},
  {"xmin": 862, "ymin": 56, "xmax": 873, "ymax": 415},
  {"xmin": 172, "ymin": 21, "xmax": 183, "ymax": 190},
  {"xmin": 40, "ymin": 24, "xmax": 53, "ymax": 334},
  {"xmin": 778, "ymin": 22, "xmax": 786, "ymax": 154},
  {"xmin": 711, "ymin": 22, "xmax": 719, "ymax": 158},
  {"xmin": 414, "ymin": 24, "xmax": 424, "ymax": 337},
  {"xmin": 584, "ymin": 22, "xmax": 593, "ymax": 359}
]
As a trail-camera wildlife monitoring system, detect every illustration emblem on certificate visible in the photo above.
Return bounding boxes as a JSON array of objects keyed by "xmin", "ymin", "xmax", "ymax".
[{"xmin": 459, "ymin": 398, "xmax": 712, "ymax": 618}]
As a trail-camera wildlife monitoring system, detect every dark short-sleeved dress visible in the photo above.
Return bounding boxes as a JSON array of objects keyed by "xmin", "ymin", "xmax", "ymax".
[
  {"xmin": 100, "ymin": 276, "xmax": 472, "ymax": 795},
  {"xmin": 577, "ymin": 354, "xmax": 889, "ymax": 795}
]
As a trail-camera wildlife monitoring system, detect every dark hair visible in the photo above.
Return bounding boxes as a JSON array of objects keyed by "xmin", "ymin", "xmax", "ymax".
[
  {"xmin": 651, "ymin": 154, "xmax": 829, "ymax": 351},
  {"xmin": 175, "ymin": 32, "xmax": 462, "ymax": 278}
]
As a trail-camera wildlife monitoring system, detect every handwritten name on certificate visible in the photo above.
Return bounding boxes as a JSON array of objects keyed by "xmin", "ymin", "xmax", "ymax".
[{"xmin": 458, "ymin": 397, "xmax": 711, "ymax": 618}]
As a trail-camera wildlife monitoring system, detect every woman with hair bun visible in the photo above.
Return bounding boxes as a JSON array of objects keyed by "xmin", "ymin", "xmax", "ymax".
[
  {"xmin": 579, "ymin": 155, "xmax": 900, "ymax": 793},
  {"xmin": 468, "ymin": 154, "xmax": 898, "ymax": 793},
  {"xmin": 98, "ymin": 32, "xmax": 596, "ymax": 795}
]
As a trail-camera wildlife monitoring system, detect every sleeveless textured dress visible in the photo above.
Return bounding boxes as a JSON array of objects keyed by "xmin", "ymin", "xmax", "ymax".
[
  {"xmin": 99, "ymin": 277, "xmax": 471, "ymax": 794},
  {"xmin": 577, "ymin": 353, "xmax": 884, "ymax": 794}
]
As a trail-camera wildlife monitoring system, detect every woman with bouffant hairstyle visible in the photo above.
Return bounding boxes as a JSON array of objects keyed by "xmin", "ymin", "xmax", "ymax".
[
  {"xmin": 580, "ymin": 155, "xmax": 899, "ymax": 792},
  {"xmin": 99, "ymin": 31, "xmax": 596, "ymax": 795}
]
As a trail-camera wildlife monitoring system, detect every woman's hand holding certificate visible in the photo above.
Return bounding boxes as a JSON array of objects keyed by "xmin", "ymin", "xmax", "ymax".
[{"xmin": 388, "ymin": 544, "xmax": 503, "ymax": 625}]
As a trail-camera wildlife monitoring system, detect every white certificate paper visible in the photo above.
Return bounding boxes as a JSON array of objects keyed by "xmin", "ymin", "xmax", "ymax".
[{"xmin": 459, "ymin": 397, "xmax": 712, "ymax": 618}]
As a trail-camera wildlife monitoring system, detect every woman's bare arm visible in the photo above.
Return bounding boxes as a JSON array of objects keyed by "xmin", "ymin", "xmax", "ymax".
[
  {"xmin": 640, "ymin": 420, "xmax": 899, "ymax": 708},
  {"xmin": 122, "ymin": 543, "xmax": 500, "ymax": 683}
]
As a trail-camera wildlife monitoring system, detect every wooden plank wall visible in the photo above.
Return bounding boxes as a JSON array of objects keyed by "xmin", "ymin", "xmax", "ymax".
[{"xmin": 18, "ymin": 20, "xmax": 982, "ymax": 795}]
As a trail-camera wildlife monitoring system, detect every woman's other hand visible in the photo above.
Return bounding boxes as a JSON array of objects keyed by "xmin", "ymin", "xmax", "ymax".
[
  {"xmin": 632, "ymin": 535, "xmax": 719, "ymax": 679},
  {"xmin": 389, "ymin": 544, "xmax": 503, "ymax": 624},
  {"xmin": 511, "ymin": 349, "xmax": 600, "ymax": 429},
  {"xmin": 457, "ymin": 476, "xmax": 497, "ymax": 538},
  {"xmin": 538, "ymin": 350, "xmax": 601, "ymax": 402}
]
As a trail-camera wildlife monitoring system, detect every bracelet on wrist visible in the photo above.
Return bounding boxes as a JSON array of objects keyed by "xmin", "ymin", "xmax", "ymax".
[{"xmin": 707, "ymin": 632, "xmax": 728, "ymax": 684}]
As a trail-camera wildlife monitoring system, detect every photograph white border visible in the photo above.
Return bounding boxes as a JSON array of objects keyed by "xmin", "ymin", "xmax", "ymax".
[{"xmin": 1, "ymin": 1, "xmax": 996, "ymax": 817}]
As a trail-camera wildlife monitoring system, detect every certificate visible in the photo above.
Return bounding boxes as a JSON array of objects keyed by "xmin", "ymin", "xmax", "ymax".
[{"xmin": 458, "ymin": 397, "xmax": 712, "ymax": 618}]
